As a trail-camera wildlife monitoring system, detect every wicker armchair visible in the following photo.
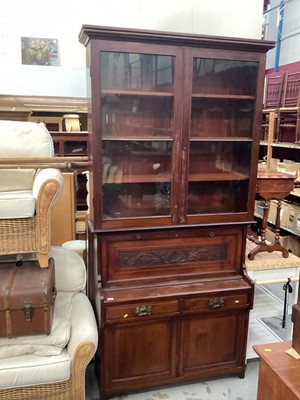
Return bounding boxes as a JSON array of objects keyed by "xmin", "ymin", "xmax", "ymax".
[
  {"xmin": 0, "ymin": 246, "xmax": 98, "ymax": 400},
  {"xmin": 0, "ymin": 120, "xmax": 64, "ymax": 267}
]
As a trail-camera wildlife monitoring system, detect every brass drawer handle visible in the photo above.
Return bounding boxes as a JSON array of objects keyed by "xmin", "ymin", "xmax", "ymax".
[
  {"xmin": 208, "ymin": 297, "xmax": 224, "ymax": 308},
  {"xmin": 209, "ymin": 231, "xmax": 215, "ymax": 237},
  {"xmin": 135, "ymin": 305, "xmax": 152, "ymax": 317}
]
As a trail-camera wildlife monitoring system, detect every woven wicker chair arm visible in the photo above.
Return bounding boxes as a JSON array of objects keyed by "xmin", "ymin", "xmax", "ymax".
[
  {"xmin": 32, "ymin": 168, "xmax": 64, "ymax": 203},
  {"xmin": 34, "ymin": 178, "xmax": 62, "ymax": 253}
]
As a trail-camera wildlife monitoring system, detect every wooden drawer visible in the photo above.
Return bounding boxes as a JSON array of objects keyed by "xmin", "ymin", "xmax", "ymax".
[
  {"xmin": 183, "ymin": 293, "xmax": 250, "ymax": 313},
  {"xmin": 99, "ymin": 226, "xmax": 244, "ymax": 287},
  {"xmin": 105, "ymin": 300, "xmax": 179, "ymax": 323}
]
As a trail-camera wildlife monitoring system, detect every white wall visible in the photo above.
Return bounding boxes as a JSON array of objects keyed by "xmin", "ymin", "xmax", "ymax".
[
  {"xmin": 265, "ymin": 0, "xmax": 300, "ymax": 70},
  {"xmin": 0, "ymin": 0, "xmax": 264, "ymax": 98}
]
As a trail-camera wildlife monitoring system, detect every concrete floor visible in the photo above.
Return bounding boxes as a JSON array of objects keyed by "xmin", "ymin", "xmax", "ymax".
[{"xmin": 85, "ymin": 359, "xmax": 260, "ymax": 400}]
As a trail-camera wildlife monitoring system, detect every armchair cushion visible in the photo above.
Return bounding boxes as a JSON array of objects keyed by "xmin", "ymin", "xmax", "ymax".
[
  {"xmin": 0, "ymin": 191, "xmax": 35, "ymax": 219},
  {"xmin": 0, "ymin": 121, "xmax": 54, "ymax": 192},
  {"xmin": 0, "ymin": 349, "xmax": 71, "ymax": 389},
  {"xmin": 49, "ymin": 246, "xmax": 86, "ymax": 292},
  {"xmin": 0, "ymin": 160, "xmax": 64, "ymax": 222}
]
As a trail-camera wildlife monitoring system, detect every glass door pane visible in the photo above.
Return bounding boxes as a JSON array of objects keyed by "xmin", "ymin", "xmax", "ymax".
[
  {"xmin": 187, "ymin": 141, "xmax": 251, "ymax": 214},
  {"xmin": 188, "ymin": 57, "xmax": 258, "ymax": 216},
  {"xmin": 102, "ymin": 140, "xmax": 172, "ymax": 219},
  {"xmin": 100, "ymin": 51, "xmax": 175, "ymax": 220},
  {"xmin": 191, "ymin": 59, "xmax": 258, "ymax": 139}
]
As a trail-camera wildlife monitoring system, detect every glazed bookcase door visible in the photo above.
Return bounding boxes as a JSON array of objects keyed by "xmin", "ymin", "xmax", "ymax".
[
  {"xmin": 91, "ymin": 41, "xmax": 183, "ymax": 229},
  {"xmin": 181, "ymin": 48, "xmax": 259, "ymax": 225}
]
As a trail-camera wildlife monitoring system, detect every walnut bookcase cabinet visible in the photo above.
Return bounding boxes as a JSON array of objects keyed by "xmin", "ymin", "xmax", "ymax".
[{"xmin": 79, "ymin": 25, "xmax": 274, "ymax": 399}]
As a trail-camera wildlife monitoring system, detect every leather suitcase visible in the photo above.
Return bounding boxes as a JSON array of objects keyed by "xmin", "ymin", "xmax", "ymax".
[{"xmin": 0, "ymin": 258, "xmax": 56, "ymax": 338}]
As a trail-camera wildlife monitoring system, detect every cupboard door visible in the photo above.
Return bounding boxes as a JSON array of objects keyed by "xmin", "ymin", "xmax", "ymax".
[
  {"xmin": 180, "ymin": 49, "xmax": 260, "ymax": 224},
  {"xmin": 180, "ymin": 310, "xmax": 249, "ymax": 378},
  {"xmin": 91, "ymin": 42, "xmax": 183, "ymax": 229},
  {"xmin": 102, "ymin": 318, "xmax": 177, "ymax": 392}
]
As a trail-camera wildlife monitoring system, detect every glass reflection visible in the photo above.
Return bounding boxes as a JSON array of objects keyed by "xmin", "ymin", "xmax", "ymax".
[{"xmin": 100, "ymin": 52, "xmax": 175, "ymax": 92}]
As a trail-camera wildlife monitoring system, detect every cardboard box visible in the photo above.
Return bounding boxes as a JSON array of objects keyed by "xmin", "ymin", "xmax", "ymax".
[
  {"xmin": 277, "ymin": 160, "xmax": 300, "ymax": 182},
  {"xmin": 255, "ymin": 200, "xmax": 265, "ymax": 218},
  {"xmin": 268, "ymin": 200, "xmax": 278, "ymax": 224},
  {"xmin": 280, "ymin": 201, "xmax": 290, "ymax": 228},
  {"xmin": 294, "ymin": 212, "xmax": 300, "ymax": 234},
  {"xmin": 287, "ymin": 204, "xmax": 297, "ymax": 230},
  {"xmin": 255, "ymin": 200, "xmax": 289, "ymax": 227}
]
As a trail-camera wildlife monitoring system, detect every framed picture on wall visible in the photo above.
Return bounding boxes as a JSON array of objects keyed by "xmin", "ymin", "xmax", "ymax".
[{"xmin": 21, "ymin": 37, "xmax": 60, "ymax": 66}]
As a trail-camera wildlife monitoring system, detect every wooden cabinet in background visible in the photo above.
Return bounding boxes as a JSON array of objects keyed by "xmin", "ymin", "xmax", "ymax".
[
  {"xmin": 51, "ymin": 172, "xmax": 76, "ymax": 246},
  {"xmin": 79, "ymin": 25, "xmax": 273, "ymax": 398},
  {"xmin": 51, "ymin": 132, "xmax": 89, "ymax": 211}
]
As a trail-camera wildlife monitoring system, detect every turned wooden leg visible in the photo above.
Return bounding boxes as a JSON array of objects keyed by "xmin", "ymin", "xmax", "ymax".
[
  {"xmin": 260, "ymin": 200, "xmax": 269, "ymax": 244},
  {"xmin": 248, "ymin": 199, "xmax": 289, "ymax": 260},
  {"xmin": 274, "ymin": 199, "xmax": 281, "ymax": 244}
]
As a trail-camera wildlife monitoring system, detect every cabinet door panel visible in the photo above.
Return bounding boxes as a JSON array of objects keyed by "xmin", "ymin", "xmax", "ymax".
[
  {"xmin": 102, "ymin": 319, "xmax": 177, "ymax": 388},
  {"xmin": 180, "ymin": 312, "xmax": 247, "ymax": 375},
  {"xmin": 93, "ymin": 44, "xmax": 183, "ymax": 229},
  {"xmin": 179, "ymin": 49, "xmax": 260, "ymax": 224}
]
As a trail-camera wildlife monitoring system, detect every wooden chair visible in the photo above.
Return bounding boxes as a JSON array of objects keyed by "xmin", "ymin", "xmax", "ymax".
[
  {"xmin": 262, "ymin": 73, "xmax": 286, "ymax": 141},
  {"xmin": 277, "ymin": 71, "xmax": 300, "ymax": 143},
  {"xmin": 264, "ymin": 73, "xmax": 286, "ymax": 109}
]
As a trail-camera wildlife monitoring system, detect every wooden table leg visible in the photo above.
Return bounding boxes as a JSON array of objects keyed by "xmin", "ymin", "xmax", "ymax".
[{"xmin": 248, "ymin": 199, "xmax": 289, "ymax": 260}]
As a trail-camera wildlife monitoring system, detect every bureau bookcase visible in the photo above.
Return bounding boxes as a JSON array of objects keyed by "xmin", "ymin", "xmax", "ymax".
[{"xmin": 79, "ymin": 25, "xmax": 273, "ymax": 398}]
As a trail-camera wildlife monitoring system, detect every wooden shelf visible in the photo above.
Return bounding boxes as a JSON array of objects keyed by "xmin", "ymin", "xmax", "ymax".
[
  {"xmin": 102, "ymin": 136, "xmax": 173, "ymax": 141},
  {"xmin": 102, "ymin": 89, "xmax": 173, "ymax": 97},
  {"xmin": 105, "ymin": 174, "xmax": 171, "ymax": 184},
  {"xmin": 261, "ymin": 140, "xmax": 300, "ymax": 149},
  {"xmin": 190, "ymin": 137, "xmax": 253, "ymax": 142},
  {"xmin": 103, "ymin": 171, "xmax": 247, "ymax": 184},
  {"xmin": 192, "ymin": 93, "xmax": 255, "ymax": 99},
  {"xmin": 189, "ymin": 171, "xmax": 248, "ymax": 181}
]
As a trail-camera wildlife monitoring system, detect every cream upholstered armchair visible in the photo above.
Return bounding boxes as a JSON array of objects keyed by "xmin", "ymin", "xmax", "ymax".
[
  {"xmin": 0, "ymin": 246, "xmax": 98, "ymax": 400},
  {"xmin": 0, "ymin": 120, "xmax": 64, "ymax": 267}
]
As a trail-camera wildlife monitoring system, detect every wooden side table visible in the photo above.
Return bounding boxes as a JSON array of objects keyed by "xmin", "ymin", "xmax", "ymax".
[
  {"xmin": 254, "ymin": 341, "xmax": 300, "ymax": 400},
  {"xmin": 248, "ymin": 169, "xmax": 295, "ymax": 260}
]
